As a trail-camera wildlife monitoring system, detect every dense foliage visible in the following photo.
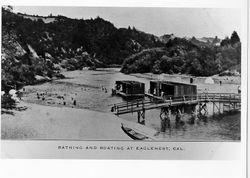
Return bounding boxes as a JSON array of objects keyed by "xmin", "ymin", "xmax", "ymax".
[
  {"xmin": 2, "ymin": 8, "xmax": 162, "ymax": 65},
  {"xmin": 121, "ymin": 34, "xmax": 241, "ymax": 76}
]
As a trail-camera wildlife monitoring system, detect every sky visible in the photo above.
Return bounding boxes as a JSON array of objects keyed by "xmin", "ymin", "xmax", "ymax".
[{"xmin": 12, "ymin": 6, "xmax": 241, "ymax": 38}]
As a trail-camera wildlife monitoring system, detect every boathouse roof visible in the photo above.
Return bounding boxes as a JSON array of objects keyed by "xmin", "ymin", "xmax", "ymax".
[
  {"xmin": 150, "ymin": 80, "xmax": 196, "ymax": 86},
  {"xmin": 116, "ymin": 80, "xmax": 144, "ymax": 85}
]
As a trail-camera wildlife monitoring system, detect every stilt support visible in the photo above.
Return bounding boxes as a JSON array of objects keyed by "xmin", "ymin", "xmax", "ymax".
[{"xmin": 137, "ymin": 108, "xmax": 145, "ymax": 125}]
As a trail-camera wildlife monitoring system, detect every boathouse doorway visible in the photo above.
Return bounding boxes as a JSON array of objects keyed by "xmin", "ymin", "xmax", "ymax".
[{"xmin": 161, "ymin": 83, "xmax": 174, "ymax": 96}]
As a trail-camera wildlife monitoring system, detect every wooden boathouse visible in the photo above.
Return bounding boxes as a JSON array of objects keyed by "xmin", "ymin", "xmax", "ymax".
[
  {"xmin": 148, "ymin": 80, "xmax": 197, "ymax": 99},
  {"xmin": 112, "ymin": 80, "xmax": 145, "ymax": 99}
]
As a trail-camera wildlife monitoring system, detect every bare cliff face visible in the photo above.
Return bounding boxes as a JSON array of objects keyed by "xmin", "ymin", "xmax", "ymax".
[
  {"xmin": 2, "ymin": 29, "xmax": 26, "ymax": 62},
  {"xmin": 1, "ymin": 27, "xmax": 105, "ymax": 91},
  {"xmin": 1, "ymin": 28, "xmax": 50, "ymax": 90}
]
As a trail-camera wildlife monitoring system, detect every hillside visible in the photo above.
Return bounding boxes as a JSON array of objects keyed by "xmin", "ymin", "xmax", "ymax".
[
  {"xmin": 121, "ymin": 34, "xmax": 241, "ymax": 76},
  {"xmin": 1, "ymin": 7, "xmax": 164, "ymax": 91},
  {"xmin": 2, "ymin": 8, "xmax": 163, "ymax": 65}
]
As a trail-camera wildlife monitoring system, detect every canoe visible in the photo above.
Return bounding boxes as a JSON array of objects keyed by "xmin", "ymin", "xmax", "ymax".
[{"xmin": 121, "ymin": 124, "xmax": 150, "ymax": 140}]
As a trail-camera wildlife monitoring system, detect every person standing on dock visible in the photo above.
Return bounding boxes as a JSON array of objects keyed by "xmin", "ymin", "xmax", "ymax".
[{"xmin": 161, "ymin": 91, "xmax": 165, "ymax": 98}]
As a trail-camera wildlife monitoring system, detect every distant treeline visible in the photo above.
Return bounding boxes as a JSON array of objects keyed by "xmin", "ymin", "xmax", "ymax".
[{"xmin": 121, "ymin": 32, "xmax": 241, "ymax": 76}]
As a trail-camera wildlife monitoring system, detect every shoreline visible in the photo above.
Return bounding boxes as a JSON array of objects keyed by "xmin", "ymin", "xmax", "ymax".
[{"xmin": 2, "ymin": 69, "xmax": 241, "ymax": 141}]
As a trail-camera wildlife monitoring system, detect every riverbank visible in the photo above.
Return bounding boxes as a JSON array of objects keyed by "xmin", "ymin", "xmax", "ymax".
[
  {"xmin": 1, "ymin": 68, "xmax": 241, "ymax": 141},
  {"xmin": 1, "ymin": 101, "xmax": 131, "ymax": 140}
]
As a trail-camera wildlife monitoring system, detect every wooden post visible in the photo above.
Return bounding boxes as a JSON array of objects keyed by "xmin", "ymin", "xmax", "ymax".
[
  {"xmin": 198, "ymin": 103, "xmax": 202, "ymax": 116},
  {"xmin": 138, "ymin": 108, "xmax": 145, "ymax": 125},
  {"xmin": 213, "ymin": 102, "xmax": 214, "ymax": 115},
  {"xmin": 219, "ymin": 94, "xmax": 221, "ymax": 114},
  {"xmin": 137, "ymin": 111, "xmax": 141, "ymax": 123},
  {"xmin": 116, "ymin": 105, "xmax": 118, "ymax": 112},
  {"xmin": 131, "ymin": 102, "xmax": 133, "ymax": 114},
  {"xmin": 141, "ymin": 108, "xmax": 145, "ymax": 125},
  {"xmin": 204, "ymin": 103, "xmax": 208, "ymax": 115}
]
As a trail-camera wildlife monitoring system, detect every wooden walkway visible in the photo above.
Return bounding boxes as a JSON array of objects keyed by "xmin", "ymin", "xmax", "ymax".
[{"xmin": 111, "ymin": 93, "xmax": 241, "ymax": 115}]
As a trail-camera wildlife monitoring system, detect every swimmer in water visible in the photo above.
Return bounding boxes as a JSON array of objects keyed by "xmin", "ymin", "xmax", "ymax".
[{"xmin": 175, "ymin": 109, "xmax": 185, "ymax": 128}]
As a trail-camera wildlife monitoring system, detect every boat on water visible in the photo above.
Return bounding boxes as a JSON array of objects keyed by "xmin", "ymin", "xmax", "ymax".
[{"xmin": 121, "ymin": 124, "xmax": 151, "ymax": 140}]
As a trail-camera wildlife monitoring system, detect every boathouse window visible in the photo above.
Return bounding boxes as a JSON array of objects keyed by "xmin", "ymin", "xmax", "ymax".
[
  {"xmin": 161, "ymin": 83, "xmax": 174, "ymax": 96},
  {"xmin": 150, "ymin": 81, "xmax": 158, "ymax": 95},
  {"xmin": 116, "ymin": 81, "xmax": 145, "ymax": 95}
]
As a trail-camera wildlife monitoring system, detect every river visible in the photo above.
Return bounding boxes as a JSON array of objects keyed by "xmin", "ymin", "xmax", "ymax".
[{"xmin": 22, "ymin": 68, "xmax": 241, "ymax": 141}]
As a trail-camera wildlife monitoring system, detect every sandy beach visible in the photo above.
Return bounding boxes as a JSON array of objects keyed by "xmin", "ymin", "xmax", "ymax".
[{"xmin": 1, "ymin": 101, "xmax": 132, "ymax": 140}]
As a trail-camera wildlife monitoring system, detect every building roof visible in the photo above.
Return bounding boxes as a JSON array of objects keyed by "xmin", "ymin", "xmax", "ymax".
[
  {"xmin": 116, "ymin": 80, "xmax": 144, "ymax": 85},
  {"xmin": 150, "ymin": 80, "xmax": 196, "ymax": 87}
]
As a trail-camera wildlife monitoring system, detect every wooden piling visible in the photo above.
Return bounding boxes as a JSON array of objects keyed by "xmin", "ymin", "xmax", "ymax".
[{"xmin": 213, "ymin": 102, "xmax": 214, "ymax": 115}]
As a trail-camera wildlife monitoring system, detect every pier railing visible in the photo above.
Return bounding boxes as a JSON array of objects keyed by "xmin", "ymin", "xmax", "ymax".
[{"xmin": 111, "ymin": 93, "xmax": 241, "ymax": 115}]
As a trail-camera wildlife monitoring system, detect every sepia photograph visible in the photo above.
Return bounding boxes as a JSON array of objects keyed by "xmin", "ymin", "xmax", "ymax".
[{"xmin": 1, "ymin": 6, "xmax": 242, "ymax": 143}]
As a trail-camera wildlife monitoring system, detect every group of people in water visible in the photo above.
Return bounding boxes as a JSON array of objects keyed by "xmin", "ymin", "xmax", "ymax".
[
  {"xmin": 160, "ymin": 106, "xmax": 204, "ymax": 132},
  {"xmin": 36, "ymin": 91, "xmax": 77, "ymax": 107},
  {"xmin": 33, "ymin": 84, "xmax": 109, "ymax": 108}
]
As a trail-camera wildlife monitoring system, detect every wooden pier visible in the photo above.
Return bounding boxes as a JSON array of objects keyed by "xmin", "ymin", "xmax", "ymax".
[
  {"xmin": 111, "ymin": 80, "xmax": 241, "ymax": 138},
  {"xmin": 111, "ymin": 93, "xmax": 241, "ymax": 125},
  {"xmin": 112, "ymin": 93, "xmax": 240, "ymax": 114}
]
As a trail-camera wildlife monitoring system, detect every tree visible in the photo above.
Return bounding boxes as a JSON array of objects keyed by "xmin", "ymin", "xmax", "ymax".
[
  {"xmin": 3, "ymin": 5, "xmax": 13, "ymax": 12},
  {"xmin": 221, "ymin": 36, "xmax": 230, "ymax": 46},
  {"xmin": 230, "ymin": 31, "xmax": 240, "ymax": 45}
]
